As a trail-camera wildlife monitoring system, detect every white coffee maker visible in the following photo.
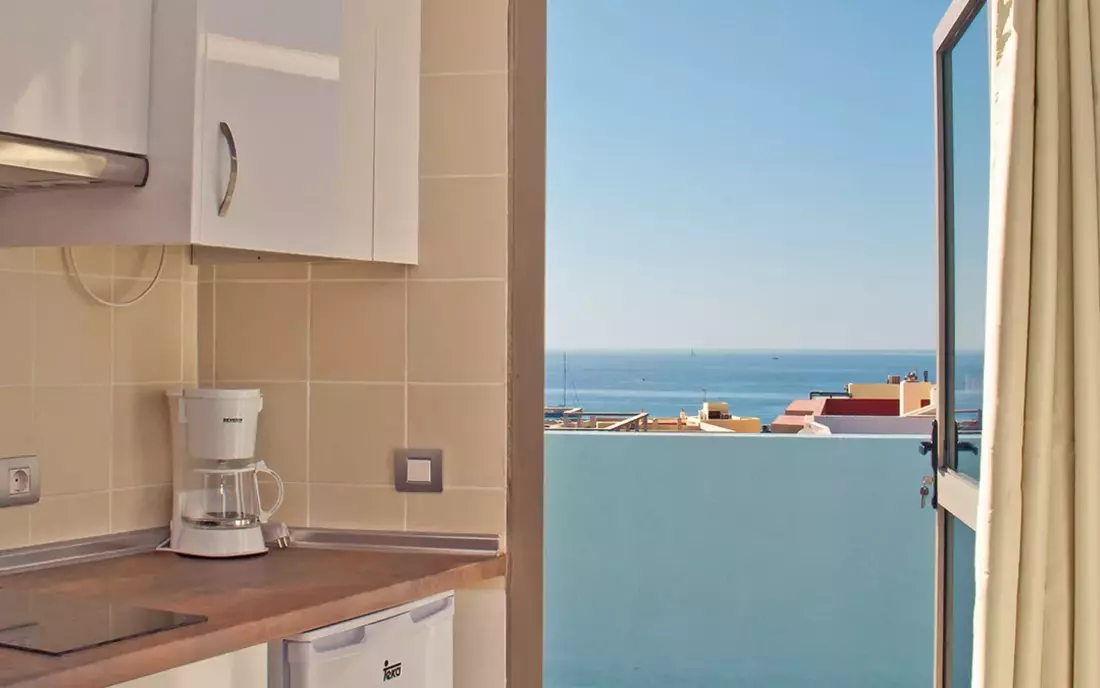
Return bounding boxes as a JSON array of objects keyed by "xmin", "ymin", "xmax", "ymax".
[{"xmin": 165, "ymin": 388, "xmax": 284, "ymax": 558}]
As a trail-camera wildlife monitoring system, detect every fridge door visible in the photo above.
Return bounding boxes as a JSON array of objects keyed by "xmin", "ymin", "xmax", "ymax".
[{"xmin": 269, "ymin": 592, "xmax": 454, "ymax": 688}]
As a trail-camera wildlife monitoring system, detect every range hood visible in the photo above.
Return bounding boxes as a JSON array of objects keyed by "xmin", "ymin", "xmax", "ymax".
[{"xmin": 0, "ymin": 132, "xmax": 148, "ymax": 192}]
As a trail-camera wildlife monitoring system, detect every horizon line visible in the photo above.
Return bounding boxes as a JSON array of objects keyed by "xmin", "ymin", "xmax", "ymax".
[{"xmin": 544, "ymin": 347, "xmax": 951, "ymax": 354}]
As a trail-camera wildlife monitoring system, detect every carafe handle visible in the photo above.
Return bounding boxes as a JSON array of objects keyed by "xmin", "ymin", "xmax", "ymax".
[{"xmin": 254, "ymin": 460, "xmax": 284, "ymax": 523}]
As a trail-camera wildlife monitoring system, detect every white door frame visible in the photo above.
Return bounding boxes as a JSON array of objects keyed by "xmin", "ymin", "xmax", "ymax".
[
  {"xmin": 938, "ymin": 470, "xmax": 978, "ymax": 530},
  {"xmin": 932, "ymin": 0, "xmax": 986, "ymax": 686}
]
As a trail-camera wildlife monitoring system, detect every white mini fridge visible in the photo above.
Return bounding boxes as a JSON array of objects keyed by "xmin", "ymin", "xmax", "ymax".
[{"xmin": 268, "ymin": 592, "xmax": 455, "ymax": 688}]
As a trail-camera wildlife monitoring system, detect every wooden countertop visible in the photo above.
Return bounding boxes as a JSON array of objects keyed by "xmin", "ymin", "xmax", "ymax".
[{"xmin": 0, "ymin": 547, "xmax": 505, "ymax": 688}]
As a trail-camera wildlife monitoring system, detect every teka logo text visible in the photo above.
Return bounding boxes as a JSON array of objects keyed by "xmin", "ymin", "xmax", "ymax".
[{"xmin": 383, "ymin": 660, "xmax": 402, "ymax": 681}]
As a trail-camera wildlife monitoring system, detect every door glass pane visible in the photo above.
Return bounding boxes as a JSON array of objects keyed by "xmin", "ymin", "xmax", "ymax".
[
  {"xmin": 950, "ymin": 516, "xmax": 976, "ymax": 687},
  {"xmin": 956, "ymin": 437, "xmax": 981, "ymax": 480},
  {"xmin": 950, "ymin": 5, "xmax": 990, "ymax": 477}
]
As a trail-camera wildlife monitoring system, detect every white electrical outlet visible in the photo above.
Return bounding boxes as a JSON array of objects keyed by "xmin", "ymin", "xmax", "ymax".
[
  {"xmin": 9, "ymin": 468, "xmax": 30, "ymax": 495},
  {"xmin": 0, "ymin": 455, "xmax": 40, "ymax": 508}
]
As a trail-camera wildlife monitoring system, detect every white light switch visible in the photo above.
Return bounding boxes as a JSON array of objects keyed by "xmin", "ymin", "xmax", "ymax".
[
  {"xmin": 407, "ymin": 458, "xmax": 432, "ymax": 483},
  {"xmin": 394, "ymin": 448, "xmax": 442, "ymax": 492}
]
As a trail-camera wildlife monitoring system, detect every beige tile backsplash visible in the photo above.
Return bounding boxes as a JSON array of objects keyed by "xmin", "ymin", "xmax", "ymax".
[
  {"xmin": 408, "ymin": 281, "xmax": 507, "ymax": 384},
  {"xmin": 34, "ymin": 273, "xmax": 113, "ymax": 385},
  {"xmin": 32, "ymin": 492, "xmax": 111, "ymax": 545},
  {"xmin": 308, "ymin": 484, "xmax": 408, "ymax": 532},
  {"xmin": 111, "ymin": 485, "xmax": 173, "ymax": 532},
  {"xmin": 406, "ymin": 489, "xmax": 507, "ymax": 535},
  {"xmin": 408, "ymin": 384, "xmax": 506, "ymax": 489},
  {"xmin": 0, "ymin": 246, "xmax": 34, "ymax": 273},
  {"xmin": 308, "ymin": 383, "xmax": 405, "ymax": 486},
  {"xmin": 0, "ymin": 508, "xmax": 30, "ymax": 550},
  {"xmin": 113, "ymin": 279, "xmax": 184, "ymax": 383},
  {"xmin": 202, "ymin": 0, "xmax": 510, "ymax": 541},
  {"xmin": 34, "ymin": 386, "xmax": 112, "ymax": 496},
  {"xmin": 309, "ymin": 281, "xmax": 406, "ymax": 382},
  {"xmin": 0, "ymin": 247, "xmax": 195, "ymax": 546},
  {"xmin": 421, "ymin": 0, "xmax": 508, "ymax": 75},
  {"xmin": 0, "ymin": 2, "xmax": 508, "ymax": 681},
  {"xmin": 213, "ymin": 281, "xmax": 309, "ymax": 381},
  {"xmin": 0, "ymin": 387, "xmax": 34, "ymax": 458},
  {"xmin": 0, "ymin": 272, "xmax": 34, "ymax": 385},
  {"xmin": 212, "ymin": 260, "xmax": 309, "ymax": 282},
  {"xmin": 112, "ymin": 385, "xmax": 176, "ymax": 489},
  {"xmin": 420, "ymin": 74, "xmax": 509, "ymax": 177},
  {"xmin": 310, "ymin": 259, "xmax": 407, "ymax": 280},
  {"xmin": 413, "ymin": 176, "xmax": 508, "ymax": 279}
]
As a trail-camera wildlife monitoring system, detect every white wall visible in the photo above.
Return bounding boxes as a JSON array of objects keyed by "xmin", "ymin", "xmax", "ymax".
[{"xmin": 809, "ymin": 415, "xmax": 934, "ymax": 435}]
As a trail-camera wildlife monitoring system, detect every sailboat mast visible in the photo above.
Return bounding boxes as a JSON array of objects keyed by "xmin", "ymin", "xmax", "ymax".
[{"xmin": 562, "ymin": 353, "xmax": 567, "ymax": 406}]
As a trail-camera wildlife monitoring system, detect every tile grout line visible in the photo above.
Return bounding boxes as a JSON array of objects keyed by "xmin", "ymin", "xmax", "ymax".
[
  {"xmin": 107, "ymin": 246, "xmax": 117, "ymax": 533},
  {"xmin": 211, "ymin": 265, "xmax": 217, "ymax": 385},
  {"xmin": 204, "ymin": 277, "xmax": 506, "ymax": 284},
  {"xmin": 306, "ymin": 482, "xmax": 504, "ymax": 492},
  {"xmin": 305, "ymin": 262, "xmax": 312, "ymax": 527},
  {"xmin": 198, "ymin": 278, "xmax": 312, "ymax": 284},
  {"xmin": 412, "ymin": 277, "xmax": 506, "ymax": 283},
  {"xmin": 179, "ymin": 250, "xmax": 186, "ymax": 387},
  {"xmin": 48, "ymin": 482, "xmax": 174, "ymax": 498},
  {"xmin": 30, "ymin": 271, "xmax": 188, "ymax": 281},
  {"xmin": 25, "ymin": 250, "xmax": 39, "ymax": 545},
  {"xmin": 420, "ymin": 70, "xmax": 508, "ymax": 77},
  {"xmin": 0, "ymin": 381, "xmax": 211, "ymax": 389},
  {"xmin": 504, "ymin": 227, "xmax": 511, "ymax": 506},
  {"xmin": 419, "ymin": 173, "xmax": 508, "ymax": 180},
  {"xmin": 202, "ymin": 380, "xmax": 507, "ymax": 387},
  {"xmin": 403, "ymin": 264, "xmax": 409, "ymax": 530},
  {"xmin": 408, "ymin": 380, "xmax": 508, "ymax": 387}
]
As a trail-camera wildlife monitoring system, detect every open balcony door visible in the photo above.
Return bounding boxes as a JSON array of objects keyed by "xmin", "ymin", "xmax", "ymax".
[{"xmin": 931, "ymin": 0, "xmax": 988, "ymax": 686}]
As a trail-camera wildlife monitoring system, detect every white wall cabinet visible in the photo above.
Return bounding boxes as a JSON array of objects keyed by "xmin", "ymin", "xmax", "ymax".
[
  {"xmin": 0, "ymin": 0, "xmax": 152, "ymax": 154},
  {"xmin": 112, "ymin": 645, "xmax": 266, "ymax": 688},
  {"xmin": 0, "ymin": 0, "xmax": 421, "ymax": 263}
]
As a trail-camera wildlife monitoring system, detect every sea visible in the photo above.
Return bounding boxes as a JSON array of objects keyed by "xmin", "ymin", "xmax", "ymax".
[{"xmin": 545, "ymin": 350, "xmax": 985, "ymax": 421}]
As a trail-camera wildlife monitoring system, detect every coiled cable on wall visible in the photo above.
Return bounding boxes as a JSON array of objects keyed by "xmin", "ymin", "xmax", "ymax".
[{"xmin": 63, "ymin": 245, "xmax": 167, "ymax": 308}]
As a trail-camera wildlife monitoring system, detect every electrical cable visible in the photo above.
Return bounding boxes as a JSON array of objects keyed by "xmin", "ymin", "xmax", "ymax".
[{"xmin": 63, "ymin": 245, "xmax": 167, "ymax": 307}]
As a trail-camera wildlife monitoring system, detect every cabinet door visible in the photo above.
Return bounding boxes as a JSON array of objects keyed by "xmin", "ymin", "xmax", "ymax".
[
  {"xmin": 112, "ymin": 645, "xmax": 267, "ymax": 688},
  {"xmin": 198, "ymin": 0, "xmax": 374, "ymax": 260},
  {"xmin": 372, "ymin": 0, "xmax": 421, "ymax": 264},
  {"xmin": 0, "ymin": 0, "xmax": 151, "ymax": 153}
]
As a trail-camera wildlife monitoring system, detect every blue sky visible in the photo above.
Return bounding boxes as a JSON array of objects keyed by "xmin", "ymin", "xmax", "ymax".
[{"xmin": 546, "ymin": 1, "xmax": 990, "ymax": 351}]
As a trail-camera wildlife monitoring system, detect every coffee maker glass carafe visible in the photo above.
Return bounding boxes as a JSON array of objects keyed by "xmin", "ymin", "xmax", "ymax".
[{"xmin": 182, "ymin": 462, "xmax": 283, "ymax": 530}]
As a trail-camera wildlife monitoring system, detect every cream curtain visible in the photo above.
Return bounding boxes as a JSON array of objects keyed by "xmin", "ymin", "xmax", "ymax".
[{"xmin": 973, "ymin": 0, "xmax": 1100, "ymax": 686}]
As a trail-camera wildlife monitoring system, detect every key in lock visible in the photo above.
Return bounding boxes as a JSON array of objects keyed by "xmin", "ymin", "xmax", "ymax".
[{"xmin": 919, "ymin": 475, "xmax": 934, "ymax": 508}]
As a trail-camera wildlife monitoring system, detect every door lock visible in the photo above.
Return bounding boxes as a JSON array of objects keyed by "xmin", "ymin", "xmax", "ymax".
[{"xmin": 918, "ymin": 419, "xmax": 939, "ymax": 508}]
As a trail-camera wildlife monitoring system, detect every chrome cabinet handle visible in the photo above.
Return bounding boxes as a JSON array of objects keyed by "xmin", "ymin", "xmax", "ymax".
[{"xmin": 217, "ymin": 121, "xmax": 238, "ymax": 217}]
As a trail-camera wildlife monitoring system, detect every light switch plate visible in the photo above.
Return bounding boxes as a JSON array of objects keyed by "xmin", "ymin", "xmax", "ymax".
[
  {"xmin": 0, "ymin": 455, "xmax": 40, "ymax": 508},
  {"xmin": 394, "ymin": 449, "xmax": 443, "ymax": 493},
  {"xmin": 407, "ymin": 458, "xmax": 432, "ymax": 483}
]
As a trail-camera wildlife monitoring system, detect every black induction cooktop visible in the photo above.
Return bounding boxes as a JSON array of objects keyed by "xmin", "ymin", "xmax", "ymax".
[{"xmin": 0, "ymin": 589, "xmax": 206, "ymax": 656}]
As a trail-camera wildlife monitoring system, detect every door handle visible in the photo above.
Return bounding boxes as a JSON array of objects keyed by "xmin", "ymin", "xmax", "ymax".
[
  {"xmin": 956, "ymin": 441, "xmax": 979, "ymax": 455},
  {"xmin": 920, "ymin": 420, "xmax": 939, "ymax": 471},
  {"xmin": 217, "ymin": 121, "xmax": 238, "ymax": 217},
  {"xmin": 919, "ymin": 420, "xmax": 939, "ymax": 509}
]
